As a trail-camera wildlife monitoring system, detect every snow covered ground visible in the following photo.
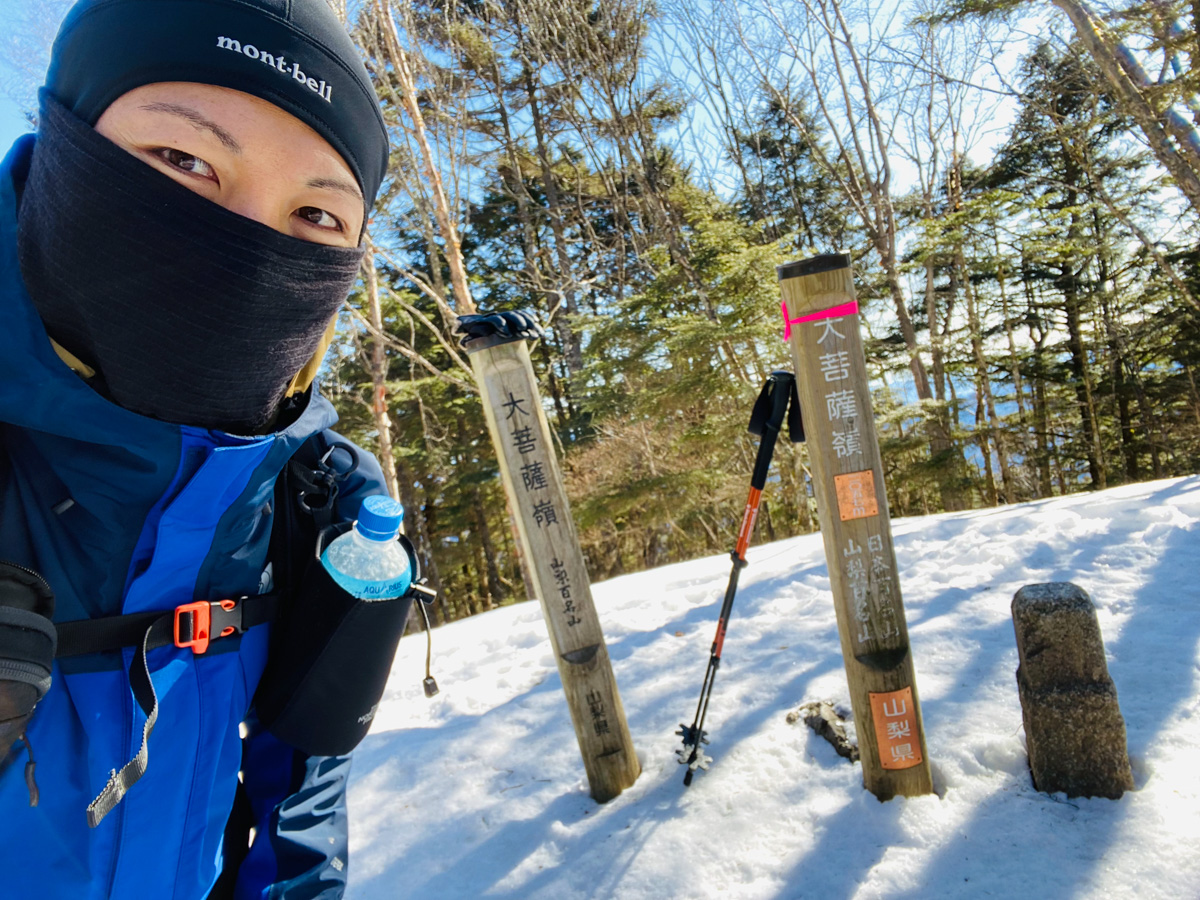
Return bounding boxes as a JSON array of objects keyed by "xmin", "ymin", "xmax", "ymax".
[{"xmin": 345, "ymin": 476, "xmax": 1200, "ymax": 900}]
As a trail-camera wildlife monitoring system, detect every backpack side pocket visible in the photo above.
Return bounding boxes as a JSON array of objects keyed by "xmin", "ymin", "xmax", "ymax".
[{"xmin": 253, "ymin": 524, "xmax": 416, "ymax": 756}]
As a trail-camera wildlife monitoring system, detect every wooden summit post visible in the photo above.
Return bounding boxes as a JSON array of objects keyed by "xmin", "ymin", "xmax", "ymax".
[
  {"xmin": 465, "ymin": 333, "xmax": 640, "ymax": 803},
  {"xmin": 777, "ymin": 254, "xmax": 933, "ymax": 800}
]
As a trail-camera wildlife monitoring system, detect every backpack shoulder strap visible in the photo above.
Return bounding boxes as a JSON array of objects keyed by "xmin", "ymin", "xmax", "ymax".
[{"xmin": 271, "ymin": 433, "xmax": 362, "ymax": 591}]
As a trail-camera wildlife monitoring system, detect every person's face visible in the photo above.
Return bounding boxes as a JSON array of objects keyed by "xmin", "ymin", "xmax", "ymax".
[{"xmin": 94, "ymin": 82, "xmax": 365, "ymax": 247}]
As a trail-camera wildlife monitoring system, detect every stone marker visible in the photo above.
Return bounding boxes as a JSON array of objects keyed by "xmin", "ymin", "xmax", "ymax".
[{"xmin": 1011, "ymin": 583, "xmax": 1134, "ymax": 799}]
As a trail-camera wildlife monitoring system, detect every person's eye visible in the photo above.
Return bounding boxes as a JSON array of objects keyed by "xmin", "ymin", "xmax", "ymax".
[
  {"xmin": 296, "ymin": 206, "xmax": 344, "ymax": 232},
  {"xmin": 157, "ymin": 148, "xmax": 216, "ymax": 180}
]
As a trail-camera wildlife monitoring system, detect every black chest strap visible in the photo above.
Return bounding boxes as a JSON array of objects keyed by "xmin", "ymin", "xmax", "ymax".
[
  {"xmin": 53, "ymin": 594, "xmax": 279, "ymax": 827},
  {"xmin": 55, "ymin": 594, "xmax": 279, "ymax": 659}
]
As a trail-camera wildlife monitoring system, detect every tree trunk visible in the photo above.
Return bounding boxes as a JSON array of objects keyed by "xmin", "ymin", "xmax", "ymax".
[
  {"xmin": 395, "ymin": 456, "xmax": 444, "ymax": 624},
  {"xmin": 881, "ymin": 265, "xmax": 966, "ymax": 510},
  {"xmin": 964, "ymin": 252, "xmax": 1013, "ymax": 502},
  {"xmin": 471, "ymin": 486, "xmax": 507, "ymax": 607},
  {"xmin": 375, "ymin": 2, "xmax": 477, "ymax": 317},
  {"xmin": 1052, "ymin": 0, "xmax": 1200, "ymax": 217},
  {"xmin": 1031, "ymin": 334, "xmax": 1054, "ymax": 498},
  {"xmin": 526, "ymin": 77, "xmax": 585, "ymax": 378},
  {"xmin": 1062, "ymin": 278, "xmax": 1106, "ymax": 489},
  {"xmin": 1184, "ymin": 363, "xmax": 1200, "ymax": 429},
  {"xmin": 362, "ymin": 240, "xmax": 400, "ymax": 499}
]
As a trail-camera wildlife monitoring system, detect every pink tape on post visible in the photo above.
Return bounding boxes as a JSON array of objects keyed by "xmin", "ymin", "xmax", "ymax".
[{"xmin": 780, "ymin": 299, "xmax": 860, "ymax": 341}]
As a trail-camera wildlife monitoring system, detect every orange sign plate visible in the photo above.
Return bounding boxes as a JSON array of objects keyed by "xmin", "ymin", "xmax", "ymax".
[
  {"xmin": 834, "ymin": 470, "xmax": 878, "ymax": 521},
  {"xmin": 869, "ymin": 686, "xmax": 922, "ymax": 770}
]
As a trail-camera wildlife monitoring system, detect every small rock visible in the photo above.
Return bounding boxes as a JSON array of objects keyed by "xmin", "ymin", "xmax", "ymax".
[{"xmin": 790, "ymin": 700, "xmax": 859, "ymax": 763}]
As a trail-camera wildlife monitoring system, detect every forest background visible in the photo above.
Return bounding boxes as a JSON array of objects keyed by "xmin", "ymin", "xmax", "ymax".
[{"xmin": 3, "ymin": 0, "xmax": 1199, "ymax": 626}]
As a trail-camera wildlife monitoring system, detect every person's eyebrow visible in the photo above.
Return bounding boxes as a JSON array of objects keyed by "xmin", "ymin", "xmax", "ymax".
[
  {"xmin": 307, "ymin": 176, "xmax": 363, "ymax": 202},
  {"xmin": 139, "ymin": 102, "xmax": 241, "ymax": 152}
]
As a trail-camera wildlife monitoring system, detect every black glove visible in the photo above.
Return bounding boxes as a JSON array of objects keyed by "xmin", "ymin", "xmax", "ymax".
[
  {"xmin": 0, "ymin": 562, "xmax": 56, "ymax": 804},
  {"xmin": 454, "ymin": 310, "xmax": 545, "ymax": 348}
]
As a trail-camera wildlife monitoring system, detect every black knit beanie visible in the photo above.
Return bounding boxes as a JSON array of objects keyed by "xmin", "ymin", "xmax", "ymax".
[{"xmin": 44, "ymin": 0, "xmax": 388, "ymax": 208}]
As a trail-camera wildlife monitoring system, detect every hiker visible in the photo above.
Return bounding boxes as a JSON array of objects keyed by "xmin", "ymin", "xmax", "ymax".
[{"xmin": 0, "ymin": 1, "xmax": 411, "ymax": 897}]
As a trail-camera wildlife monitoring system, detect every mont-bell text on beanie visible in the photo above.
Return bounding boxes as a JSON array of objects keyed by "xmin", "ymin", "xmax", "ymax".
[
  {"xmin": 216, "ymin": 35, "xmax": 332, "ymax": 103},
  {"xmin": 43, "ymin": 0, "xmax": 389, "ymax": 205}
]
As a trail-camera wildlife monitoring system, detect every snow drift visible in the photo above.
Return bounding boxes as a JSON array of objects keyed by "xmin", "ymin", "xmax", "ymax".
[{"xmin": 346, "ymin": 476, "xmax": 1200, "ymax": 900}]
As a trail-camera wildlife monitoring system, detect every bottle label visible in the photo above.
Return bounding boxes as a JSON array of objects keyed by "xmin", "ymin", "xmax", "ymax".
[{"xmin": 324, "ymin": 566, "xmax": 411, "ymax": 601}]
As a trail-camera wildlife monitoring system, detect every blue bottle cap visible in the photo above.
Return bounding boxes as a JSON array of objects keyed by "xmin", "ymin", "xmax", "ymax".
[{"xmin": 356, "ymin": 494, "xmax": 404, "ymax": 542}]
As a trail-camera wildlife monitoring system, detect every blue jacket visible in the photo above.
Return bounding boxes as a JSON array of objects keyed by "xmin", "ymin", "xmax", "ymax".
[{"xmin": 0, "ymin": 134, "xmax": 387, "ymax": 899}]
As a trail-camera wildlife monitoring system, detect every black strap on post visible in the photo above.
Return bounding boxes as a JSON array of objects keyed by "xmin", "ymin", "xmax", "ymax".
[
  {"xmin": 453, "ymin": 310, "xmax": 545, "ymax": 352},
  {"xmin": 787, "ymin": 377, "xmax": 804, "ymax": 444}
]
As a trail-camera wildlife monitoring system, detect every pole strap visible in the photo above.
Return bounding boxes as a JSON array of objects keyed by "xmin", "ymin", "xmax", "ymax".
[{"xmin": 748, "ymin": 372, "xmax": 800, "ymax": 489}]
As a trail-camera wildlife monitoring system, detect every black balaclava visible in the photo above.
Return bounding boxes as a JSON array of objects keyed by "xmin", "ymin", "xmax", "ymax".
[
  {"xmin": 18, "ymin": 94, "xmax": 364, "ymax": 434},
  {"xmin": 16, "ymin": 0, "xmax": 390, "ymax": 435}
]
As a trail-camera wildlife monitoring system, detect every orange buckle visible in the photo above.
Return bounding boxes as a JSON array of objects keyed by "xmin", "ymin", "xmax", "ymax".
[{"xmin": 174, "ymin": 599, "xmax": 240, "ymax": 655}]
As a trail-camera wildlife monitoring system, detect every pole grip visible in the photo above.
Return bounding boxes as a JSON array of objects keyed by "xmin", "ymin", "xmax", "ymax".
[{"xmin": 748, "ymin": 372, "xmax": 795, "ymax": 490}]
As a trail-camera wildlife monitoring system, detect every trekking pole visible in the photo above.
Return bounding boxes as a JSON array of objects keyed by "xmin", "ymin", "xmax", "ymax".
[{"xmin": 677, "ymin": 371, "xmax": 803, "ymax": 784}]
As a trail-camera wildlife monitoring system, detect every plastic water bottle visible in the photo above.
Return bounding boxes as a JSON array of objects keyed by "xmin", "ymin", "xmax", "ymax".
[{"xmin": 320, "ymin": 495, "xmax": 412, "ymax": 600}]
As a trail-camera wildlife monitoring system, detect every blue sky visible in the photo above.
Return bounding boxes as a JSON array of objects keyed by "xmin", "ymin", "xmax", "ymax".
[
  {"xmin": 0, "ymin": 1, "xmax": 59, "ymax": 152},
  {"xmin": 3, "ymin": 0, "xmax": 1027, "ymax": 166},
  {"xmin": 0, "ymin": 106, "xmax": 31, "ymax": 154}
]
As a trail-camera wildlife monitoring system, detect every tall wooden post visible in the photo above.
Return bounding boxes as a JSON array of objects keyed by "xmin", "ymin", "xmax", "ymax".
[
  {"xmin": 465, "ymin": 334, "xmax": 641, "ymax": 802},
  {"xmin": 778, "ymin": 254, "xmax": 933, "ymax": 800}
]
